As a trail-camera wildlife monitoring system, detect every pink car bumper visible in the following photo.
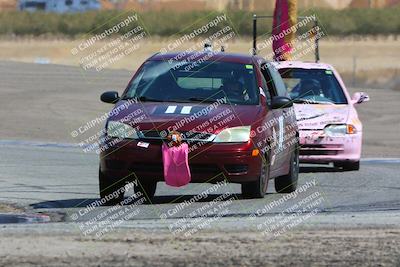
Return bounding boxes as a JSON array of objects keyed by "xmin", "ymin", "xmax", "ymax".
[{"xmin": 299, "ymin": 130, "xmax": 362, "ymax": 164}]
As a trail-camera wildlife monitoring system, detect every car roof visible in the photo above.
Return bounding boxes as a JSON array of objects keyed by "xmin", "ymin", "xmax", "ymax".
[
  {"xmin": 271, "ymin": 61, "xmax": 334, "ymax": 70},
  {"xmin": 149, "ymin": 51, "xmax": 266, "ymax": 65}
]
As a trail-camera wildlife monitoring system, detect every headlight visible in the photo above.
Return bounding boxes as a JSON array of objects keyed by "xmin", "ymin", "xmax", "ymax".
[
  {"xmin": 213, "ymin": 126, "xmax": 251, "ymax": 143},
  {"xmin": 324, "ymin": 124, "xmax": 356, "ymax": 137},
  {"xmin": 107, "ymin": 121, "xmax": 138, "ymax": 139}
]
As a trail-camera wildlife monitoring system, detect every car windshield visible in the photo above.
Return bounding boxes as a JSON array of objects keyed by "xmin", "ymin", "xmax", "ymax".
[
  {"xmin": 123, "ymin": 60, "xmax": 259, "ymax": 105},
  {"xmin": 279, "ymin": 68, "xmax": 348, "ymax": 104}
]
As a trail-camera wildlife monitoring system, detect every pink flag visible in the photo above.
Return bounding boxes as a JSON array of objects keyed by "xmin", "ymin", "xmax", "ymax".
[{"xmin": 272, "ymin": 0, "xmax": 297, "ymax": 61}]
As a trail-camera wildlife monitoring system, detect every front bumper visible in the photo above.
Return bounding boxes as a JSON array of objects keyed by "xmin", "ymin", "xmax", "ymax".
[
  {"xmin": 298, "ymin": 130, "xmax": 362, "ymax": 164},
  {"xmin": 100, "ymin": 139, "xmax": 262, "ymax": 184}
]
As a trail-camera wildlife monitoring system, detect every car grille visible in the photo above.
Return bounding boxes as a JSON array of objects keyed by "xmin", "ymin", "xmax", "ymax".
[
  {"xmin": 138, "ymin": 130, "xmax": 215, "ymax": 142},
  {"xmin": 130, "ymin": 162, "xmax": 220, "ymax": 174},
  {"xmin": 224, "ymin": 164, "xmax": 248, "ymax": 174},
  {"xmin": 299, "ymin": 144, "xmax": 344, "ymax": 156},
  {"xmin": 131, "ymin": 163, "xmax": 163, "ymax": 172}
]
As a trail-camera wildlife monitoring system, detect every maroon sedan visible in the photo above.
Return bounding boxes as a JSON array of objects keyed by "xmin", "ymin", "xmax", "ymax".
[{"xmin": 99, "ymin": 51, "xmax": 299, "ymax": 204}]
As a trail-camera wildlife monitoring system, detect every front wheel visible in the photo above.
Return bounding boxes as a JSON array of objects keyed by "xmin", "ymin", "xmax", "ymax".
[
  {"xmin": 241, "ymin": 154, "xmax": 270, "ymax": 199},
  {"xmin": 275, "ymin": 146, "xmax": 299, "ymax": 193},
  {"xmin": 134, "ymin": 180, "xmax": 157, "ymax": 202},
  {"xmin": 99, "ymin": 168, "xmax": 125, "ymax": 206}
]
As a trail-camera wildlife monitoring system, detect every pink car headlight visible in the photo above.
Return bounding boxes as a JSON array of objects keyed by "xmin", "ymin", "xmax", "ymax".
[{"xmin": 324, "ymin": 124, "xmax": 357, "ymax": 137}]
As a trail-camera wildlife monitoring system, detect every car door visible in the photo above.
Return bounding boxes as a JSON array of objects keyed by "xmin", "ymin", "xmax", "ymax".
[
  {"xmin": 259, "ymin": 63, "xmax": 285, "ymax": 175},
  {"xmin": 268, "ymin": 65, "xmax": 295, "ymax": 174}
]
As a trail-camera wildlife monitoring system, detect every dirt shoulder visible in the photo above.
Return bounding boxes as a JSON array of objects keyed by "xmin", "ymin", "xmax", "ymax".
[{"xmin": 0, "ymin": 227, "xmax": 399, "ymax": 266}]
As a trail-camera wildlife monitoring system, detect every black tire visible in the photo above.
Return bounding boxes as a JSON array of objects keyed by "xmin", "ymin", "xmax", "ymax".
[
  {"xmin": 275, "ymin": 146, "xmax": 299, "ymax": 193},
  {"xmin": 99, "ymin": 168, "xmax": 125, "ymax": 206},
  {"xmin": 334, "ymin": 161, "xmax": 360, "ymax": 171},
  {"xmin": 134, "ymin": 180, "xmax": 157, "ymax": 202},
  {"xmin": 241, "ymin": 154, "xmax": 270, "ymax": 199}
]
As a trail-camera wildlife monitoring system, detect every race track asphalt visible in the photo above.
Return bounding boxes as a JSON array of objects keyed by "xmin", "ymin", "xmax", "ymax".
[
  {"xmin": 0, "ymin": 142, "xmax": 399, "ymax": 230},
  {"xmin": 1, "ymin": 61, "xmax": 400, "ymax": 266}
]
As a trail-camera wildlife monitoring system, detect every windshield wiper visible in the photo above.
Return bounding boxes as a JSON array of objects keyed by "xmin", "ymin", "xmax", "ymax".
[
  {"xmin": 137, "ymin": 97, "xmax": 195, "ymax": 103},
  {"xmin": 187, "ymin": 97, "xmax": 219, "ymax": 103},
  {"xmin": 292, "ymin": 98, "xmax": 334, "ymax": 105},
  {"xmin": 123, "ymin": 96, "xmax": 165, "ymax": 102},
  {"xmin": 122, "ymin": 96, "xmax": 220, "ymax": 104}
]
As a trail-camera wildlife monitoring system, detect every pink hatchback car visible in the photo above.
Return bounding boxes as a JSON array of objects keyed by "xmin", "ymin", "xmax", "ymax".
[{"xmin": 273, "ymin": 61, "xmax": 369, "ymax": 171}]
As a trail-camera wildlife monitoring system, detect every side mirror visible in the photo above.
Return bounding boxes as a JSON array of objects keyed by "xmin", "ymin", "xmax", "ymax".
[
  {"xmin": 271, "ymin": 96, "xmax": 293, "ymax": 109},
  {"xmin": 101, "ymin": 91, "xmax": 119, "ymax": 104},
  {"xmin": 351, "ymin": 92, "xmax": 369, "ymax": 104}
]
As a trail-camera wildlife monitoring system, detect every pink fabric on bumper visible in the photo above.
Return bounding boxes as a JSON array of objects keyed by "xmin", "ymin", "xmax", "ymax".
[{"xmin": 162, "ymin": 143, "xmax": 191, "ymax": 187}]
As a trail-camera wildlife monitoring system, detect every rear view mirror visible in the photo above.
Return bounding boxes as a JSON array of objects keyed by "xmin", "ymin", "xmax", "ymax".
[
  {"xmin": 271, "ymin": 96, "xmax": 293, "ymax": 109},
  {"xmin": 101, "ymin": 91, "xmax": 119, "ymax": 104},
  {"xmin": 351, "ymin": 92, "xmax": 369, "ymax": 104}
]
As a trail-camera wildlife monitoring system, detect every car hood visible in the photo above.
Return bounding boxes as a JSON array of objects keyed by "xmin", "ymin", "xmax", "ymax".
[
  {"xmin": 294, "ymin": 103, "xmax": 350, "ymax": 130},
  {"xmin": 109, "ymin": 100, "xmax": 262, "ymax": 134}
]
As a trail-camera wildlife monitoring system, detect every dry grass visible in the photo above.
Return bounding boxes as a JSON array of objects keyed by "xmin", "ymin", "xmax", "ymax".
[
  {"xmin": 0, "ymin": 37, "xmax": 398, "ymax": 71},
  {"xmin": 0, "ymin": 37, "xmax": 398, "ymax": 90}
]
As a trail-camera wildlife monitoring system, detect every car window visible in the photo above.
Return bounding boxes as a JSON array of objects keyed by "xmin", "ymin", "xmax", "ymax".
[
  {"xmin": 260, "ymin": 63, "xmax": 277, "ymax": 98},
  {"xmin": 269, "ymin": 65, "xmax": 288, "ymax": 97},
  {"xmin": 279, "ymin": 68, "xmax": 348, "ymax": 104},
  {"xmin": 124, "ymin": 60, "xmax": 259, "ymax": 105},
  {"xmin": 259, "ymin": 74, "xmax": 272, "ymax": 106}
]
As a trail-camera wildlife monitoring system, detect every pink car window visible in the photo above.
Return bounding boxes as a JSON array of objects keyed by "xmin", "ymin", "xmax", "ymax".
[{"xmin": 162, "ymin": 143, "xmax": 191, "ymax": 187}]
